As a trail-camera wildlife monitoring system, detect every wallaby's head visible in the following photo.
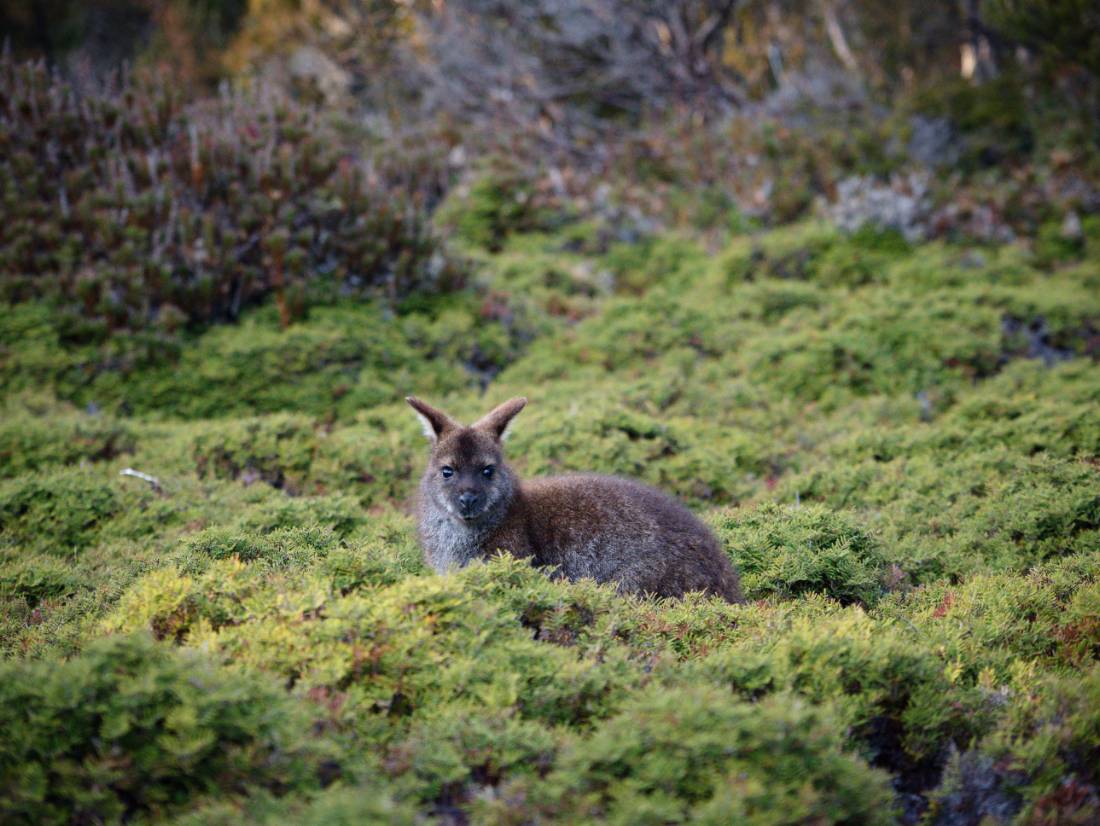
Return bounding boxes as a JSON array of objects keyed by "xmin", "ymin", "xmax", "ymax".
[{"xmin": 406, "ymin": 396, "xmax": 527, "ymax": 525}]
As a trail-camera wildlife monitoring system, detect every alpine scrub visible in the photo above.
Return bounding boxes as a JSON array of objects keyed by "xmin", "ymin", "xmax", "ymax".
[{"xmin": 3, "ymin": 77, "xmax": 1100, "ymax": 826}]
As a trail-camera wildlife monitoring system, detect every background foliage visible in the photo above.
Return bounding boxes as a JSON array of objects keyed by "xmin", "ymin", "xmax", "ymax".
[{"xmin": 2, "ymin": 1, "xmax": 1100, "ymax": 824}]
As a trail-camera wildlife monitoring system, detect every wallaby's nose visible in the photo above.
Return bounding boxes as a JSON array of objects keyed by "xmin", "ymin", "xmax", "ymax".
[{"xmin": 458, "ymin": 491, "xmax": 480, "ymax": 513}]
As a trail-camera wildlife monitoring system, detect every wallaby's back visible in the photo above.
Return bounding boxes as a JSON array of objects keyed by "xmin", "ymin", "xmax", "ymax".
[{"xmin": 502, "ymin": 474, "xmax": 743, "ymax": 602}]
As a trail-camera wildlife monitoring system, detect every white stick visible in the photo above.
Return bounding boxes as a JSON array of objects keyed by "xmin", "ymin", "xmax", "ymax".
[{"xmin": 120, "ymin": 467, "xmax": 162, "ymax": 492}]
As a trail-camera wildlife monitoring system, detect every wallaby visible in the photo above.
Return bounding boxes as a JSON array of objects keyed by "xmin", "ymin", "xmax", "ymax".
[{"xmin": 407, "ymin": 396, "xmax": 744, "ymax": 603}]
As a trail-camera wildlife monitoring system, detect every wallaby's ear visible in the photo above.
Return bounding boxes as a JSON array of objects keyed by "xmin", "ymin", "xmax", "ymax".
[
  {"xmin": 406, "ymin": 397, "xmax": 458, "ymax": 443},
  {"xmin": 473, "ymin": 397, "xmax": 528, "ymax": 441}
]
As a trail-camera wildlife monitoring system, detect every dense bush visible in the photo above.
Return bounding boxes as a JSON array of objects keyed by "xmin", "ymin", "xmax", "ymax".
[
  {"xmin": 0, "ymin": 468, "xmax": 119, "ymax": 555},
  {"xmin": 3, "ymin": 4, "xmax": 1100, "ymax": 819},
  {"xmin": 924, "ymin": 661, "xmax": 1100, "ymax": 824},
  {"xmin": 3, "ymin": 159, "xmax": 1100, "ymax": 823},
  {"xmin": 489, "ymin": 686, "xmax": 895, "ymax": 824},
  {"xmin": 192, "ymin": 413, "xmax": 320, "ymax": 492},
  {"xmin": 0, "ymin": 53, "xmax": 459, "ymax": 339},
  {"xmin": 713, "ymin": 503, "xmax": 888, "ymax": 605},
  {"xmin": 436, "ymin": 163, "xmax": 560, "ymax": 253},
  {"xmin": 981, "ymin": 665, "xmax": 1100, "ymax": 820},
  {"xmin": 0, "ymin": 555, "xmax": 80, "ymax": 608},
  {"xmin": 0, "ymin": 290, "xmax": 544, "ymax": 421},
  {"xmin": 0, "ymin": 394, "xmax": 134, "ymax": 478},
  {"xmin": 0, "ymin": 633, "xmax": 327, "ymax": 824}
]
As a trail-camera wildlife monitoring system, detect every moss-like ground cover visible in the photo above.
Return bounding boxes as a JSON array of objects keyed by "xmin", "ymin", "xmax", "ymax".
[{"xmin": 2, "ymin": 215, "xmax": 1100, "ymax": 824}]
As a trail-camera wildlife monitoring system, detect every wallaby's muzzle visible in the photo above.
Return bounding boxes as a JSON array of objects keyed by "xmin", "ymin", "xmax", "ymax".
[{"xmin": 457, "ymin": 491, "xmax": 482, "ymax": 518}]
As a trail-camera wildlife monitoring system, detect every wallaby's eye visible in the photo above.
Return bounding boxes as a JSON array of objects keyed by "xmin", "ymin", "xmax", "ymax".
[
  {"xmin": 482, "ymin": 466, "xmax": 494, "ymax": 479},
  {"xmin": 441, "ymin": 466, "xmax": 454, "ymax": 478}
]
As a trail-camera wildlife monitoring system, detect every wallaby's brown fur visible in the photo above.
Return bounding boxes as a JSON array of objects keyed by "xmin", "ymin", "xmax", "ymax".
[{"xmin": 407, "ymin": 396, "xmax": 744, "ymax": 603}]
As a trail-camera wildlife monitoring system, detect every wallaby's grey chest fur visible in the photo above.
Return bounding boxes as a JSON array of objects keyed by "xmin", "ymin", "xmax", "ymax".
[{"xmin": 418, "ymin": 503, "xmax": 492, "ymax": 573}]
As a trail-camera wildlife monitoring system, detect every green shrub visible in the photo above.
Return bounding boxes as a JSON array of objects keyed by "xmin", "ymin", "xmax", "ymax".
[
  {"xmin": 470, "ymin": 235, "xmax": 608, "ymax": 324},
  {"xmin": 194, "ymin": 559, "xmax": 636, "ymax": 731},
  {"xmin": 602, "ymin": 235, "xmax": 708, "ymax": 295},
  {"xmin": 695, "ymin": 607, "xmax": 985, "ymax": 775},
  {"xmin": 0, "ymin": 396, "xmax": 134, "ymax": 478},
  {"xmin": 507, "ymin": 399, "xmax": 773, "ymax": 506},
  {"xmin": 102, "ymin": 558, "xmax": 310, "ymax": 642},
  {"xmin": 0, "ymin": 293, "xmax": 537, "ymax": 421},
  {"xmin": 0, "ymin": 555, "xmax": 79, "ymax": 606},
  {"xmin": 184, "ymin": 407, "xmax": 429, "ymax": 507},
  {"xmin": 235, "ymin": 493, "xmax": 366, "ymax": 538},
  {"xmin": 971, "ymin": 665, "xmax": 1100, "ymax": 822},
  {"xmin": 924, "ymin": 360, "xmax": 1100, "ymax": 458},
  {"xmin": 192, "ymin": 414, "xmax": 320, "ymax": 493},
  {"xmin": 814, "ymin": 228, "xmax": 912, "ymax": 288},
  {"xmin": 0, "ymin": 468, "xmax": 118, "ymax": 555},
  {"xmin": 388, "ymin": 711, "xmax": 557, "ymax": 806},
  {"xmin": 322, "ymin": 510, "xmax": 425, "ymax": 592},
  {"xmin": 271, "ymin": 785, "xmax": 418, "ymax": 826},
  {"xmin": 713, "ymin": 503, "xmax": 887, "ymax": 605},
  {"xmin": 727, "ymin": 278, "xmax": 826, "ymax": 321},
  {"xmin": 1035, "ymin": 217, "xmax": 1086, "ymax": 266},
  {"xmin": 490, "ymin": 686, "xmax": 894, "ymax": 825},
  {"xmin": 438, "ymin": 163, "xmax": 558, "ymax": 252},
  {"xmin": 99, "ymin": 302, "xmax": 492, "ymax": 419},
  {"xmin": 716, "ymin": 222, "xmax": 838, "ymax": 284},
  {"xmin": 0, "ymin": 633, "xmax": 326, "ymax": 824},
  {"xmin": 876, "ymin": 551, "xmax": 1100, "ymax": 679},
  {"xmin": 781, "ymin": 449, "xmax": 1100, "ymax": 582},
  {"xmin": 719, "ymin": 223, "xmax": 911, "ymax": 289},
  {"xmin": 499, "ymin": 289, "xmax": 739, "ymax": 385},
  {"xmin": 181, "ymin": 524, "xmax": 340, "ymax": 569},
  {"xmin": 743, "ymin": 289, "xmax": 1004, "ymax": 403},
  {"xmin": 3, "ymin": 206, "xmax": 1100, "ymax": 823}
]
